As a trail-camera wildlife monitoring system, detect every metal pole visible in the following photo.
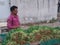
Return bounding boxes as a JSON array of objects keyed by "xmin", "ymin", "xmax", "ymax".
[
  {"xmin": 37, "ymin": 0, "xmax": 39, "ymax": 23},
  {"xmin": 37, "ymin": 0, "xmax": 39, "ymax": 10},
  {"xmin": 9, "ymin": 0, "xmax": 11, "ymax": 7},
  {"xmin": 43, "ymin": 0, "xmax": 44, "ymax": 8},
  {"xmin": 48, "ymin": 0, "xmax": 50, "ymax": 12}
]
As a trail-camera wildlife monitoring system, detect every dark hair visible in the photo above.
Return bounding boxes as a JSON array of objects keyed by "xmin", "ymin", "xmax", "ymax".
[{"xmin": 10, "ymin": 6, "xmax": 18, "ymax": 12}]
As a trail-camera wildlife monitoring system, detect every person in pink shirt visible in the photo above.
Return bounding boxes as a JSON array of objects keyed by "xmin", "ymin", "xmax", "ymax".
[{"xmin": 7, "ymin": 6, "xmax": 20, "ymax": 30}]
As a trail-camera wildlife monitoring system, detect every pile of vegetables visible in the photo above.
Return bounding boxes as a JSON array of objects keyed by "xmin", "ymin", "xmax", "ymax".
[{"xmin": 2, "ymin": 26, "xmax": 60, "ymax": 45}]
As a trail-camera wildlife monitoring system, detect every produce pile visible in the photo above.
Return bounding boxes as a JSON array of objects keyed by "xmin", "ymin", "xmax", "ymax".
[{"xmin": 2, "ymin": 26, "xmax": 60, "ymax": 45}]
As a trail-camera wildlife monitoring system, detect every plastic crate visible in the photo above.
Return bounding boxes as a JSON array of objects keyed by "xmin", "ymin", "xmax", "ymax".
[
  {"xmin": 0, "ymin": 33, "xmax": 6, "ymax": 42},
  {"xmin": 40, "ymin": 39, "xmax": 60, "ymax": 45}
]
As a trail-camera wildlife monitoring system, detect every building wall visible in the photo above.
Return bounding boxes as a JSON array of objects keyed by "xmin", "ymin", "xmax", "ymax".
[
  {"xmin": 10, "ymin": 0, "xmax": 59, "ymax": 24},
  {"xmin": 0, "ymin": 0, "xmax": 10, "ymax": 22}
]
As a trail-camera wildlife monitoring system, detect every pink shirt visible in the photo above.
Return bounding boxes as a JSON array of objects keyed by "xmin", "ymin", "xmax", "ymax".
[{"xmin": 7, "ymin": 13, "xmax": 20, "ymax": 29}]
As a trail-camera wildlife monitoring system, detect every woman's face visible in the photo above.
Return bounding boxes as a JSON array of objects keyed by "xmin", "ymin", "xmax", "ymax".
[{"xmin": 12, "ymin": 8, "xmax": 18, "ymax": 15}]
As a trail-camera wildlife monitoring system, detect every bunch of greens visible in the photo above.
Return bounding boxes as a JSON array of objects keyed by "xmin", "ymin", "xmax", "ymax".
[{"xmin": 2, "ymin": 26, "xmax": 60, "ymax": 45}]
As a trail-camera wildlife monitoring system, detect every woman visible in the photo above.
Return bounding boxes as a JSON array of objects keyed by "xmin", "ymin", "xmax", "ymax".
[{"xmin": 7, "ymin": 6, "xmax": 20, "ymax": 30}]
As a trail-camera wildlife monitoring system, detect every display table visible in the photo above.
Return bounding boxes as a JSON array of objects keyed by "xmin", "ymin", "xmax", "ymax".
[{"xmin": 2, "ymin": 26, "xmax": 60, "ymax": 45}]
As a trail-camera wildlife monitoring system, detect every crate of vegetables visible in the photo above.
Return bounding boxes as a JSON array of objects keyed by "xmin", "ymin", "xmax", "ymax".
[{"xmin": 2, "ymin": 26, "xmax": 60, "ymax": 45}]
